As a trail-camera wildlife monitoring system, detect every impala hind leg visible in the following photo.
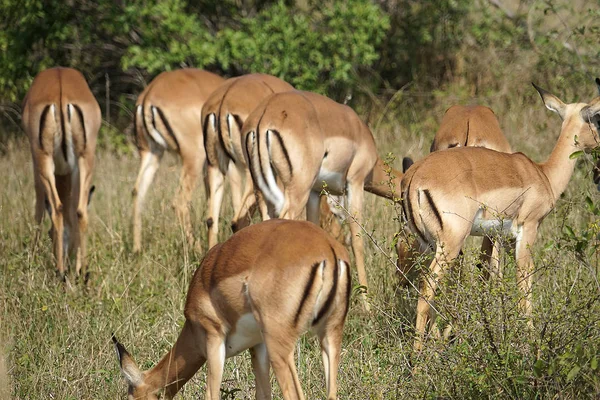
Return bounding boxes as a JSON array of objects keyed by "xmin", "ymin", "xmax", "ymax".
[
  {"xmin": 32, "ymin": 173, "xmax": 46, "ymax": 252},
  {"xmin": 174, "ymin": 154, "xmax": 203, "ymax": 251},
  {"xmin": 250, "ymin": 343, "xmax": 272, "ymax": 400},
  {"xmin": 414, "ymin": 241, "xmax": 462, "ymax": 352},
  {"xmin": 317, "ymin": 321, "xmax": 344, "ymax": 399},
  {"xmin": 232, "ymin": 167, "xmax": 258, "ymax": 230},
  {"xmin": 206, "ymin": 164, "xmax": 226, "ymax": 249},
  {"xmin": 346, "ymin": 182, "xmax": 369, "ymax": 310},
  {"xmin": 132, "ymin": 149, "xmax": 163, "ymax": 253},
  {"xmin": 264, "ymin": 333, "xmax": 305, "ymax": 400},
  {"xmin": 75, "ymin": 155, "xmax": 94, "ymax": 277}
]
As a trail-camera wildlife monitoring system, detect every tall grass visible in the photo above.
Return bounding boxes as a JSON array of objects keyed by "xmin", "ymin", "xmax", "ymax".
[{"xmin": 1, "ymin": 79, "xmax": 599, "ymax": 399}]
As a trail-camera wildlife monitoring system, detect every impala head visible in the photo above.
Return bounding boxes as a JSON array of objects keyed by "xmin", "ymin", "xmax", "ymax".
[
  {"xmin": 533, "ymin": 83, "xmax": 600, "ymax": 151},
  {"xmin": 113, "ymin": 336, "xmax": 157, "ymax": 400}
]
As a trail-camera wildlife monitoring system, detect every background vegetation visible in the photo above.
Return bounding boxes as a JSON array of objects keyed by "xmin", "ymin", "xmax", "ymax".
[{"xmin": 1, "ymin": 0, "xmax": 600, "ymax": 398}]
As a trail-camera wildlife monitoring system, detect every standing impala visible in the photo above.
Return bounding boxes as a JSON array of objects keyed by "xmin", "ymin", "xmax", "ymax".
[
  {"xmin": 202, "ymin": 73, "xmax": 294, "ymax": 248},
  {"xmin": 402, "ymin": 84, "xmax": 600, "ymax": 351},
  {"xmin": 593, "ymin": 78, "xmax": 600, "ymax": 190},
  {"xmin": 22, "ymin": 67, "xmax": 101, "ymax": 280},
  {"xmin": 132, "ymin": 68, "xmax": 224, "ymax": 253},
  {"xmin": 243, "ymin": 90, "xmax": 404, "ymax": 304},
  {"xmin": 114, "ymin": 219, "xmax": 351, "ymax": 400},
  {"xmin": 397, "ymin": 105, "xmax": 513, "ymax": 282}
]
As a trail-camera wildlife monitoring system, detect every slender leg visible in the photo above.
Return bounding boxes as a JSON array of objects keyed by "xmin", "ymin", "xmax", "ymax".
[
  {"xmin": 480, "ymin": 236, "xmax": 501, "ymax": 279},
  {"xmin": 414, "ymin": 243, "xmax": 461, "ymax": 352},
  {"xmin": 174, "ymin": 154, "xmax": 203, "ymax": 250},
  {"xmin": 515, "ymin": 223, "xmax": 539, "ymax": 317},
  {"xmin": 306, "ymin": 191, "xmax": 321, "ymax": 224},
  {"xmin": 204, "ymin": 334, "xmax": 226, "ymax": 400},
  {"xmin": 32, "ymin": 171, "xmax": 46, "ymax": 252},
  {"xmin": 250, "ymin": 343, "xmax": 272, "ymax": 400},
  {"xmin": 265, "ymin": 336, "xmax": 305, "ymax": 400},
  {"xmin": 38, "ymin": 155, "xmax": 65, "ymax": 277},
  {"xmin": 232, "ymin": 168, "xmax": 258, "ymax": 229},
  {"xmin": 206, "ymin": 163, "xmax": 226, "ymax": 249},
  {"xmin": 75, "ymin": 155, "xmax": 94, "ymax": 276},
  {"xmin": 318, "ymin": 325, "xmax": 343, "ymax": 400},
  {"xmin": 132, "ymin": 149, "xmax": 163, "ymax": 253},
  {"xmin": 346, "ymin": 182, "xmax": 369, "ymax": 310}
]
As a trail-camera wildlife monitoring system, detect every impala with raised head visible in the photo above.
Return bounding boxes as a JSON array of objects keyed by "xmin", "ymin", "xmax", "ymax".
[
  {"xmin": 22, "ymin": 67, "xmax": 101, "ymax": 280},
  {"xmin": 243, "ymin": 90, "xmax": 404, "ymax": 305},
  {"xmin": 202, "ymin": 73, "xmax": 294, "ymax": 248},
  {"xmin": 114, "ymin": 219, "xmax": 351, "ymax": 400},
  {"xmin": 397, "ymin": 105, "xmax": 513, "ymax": 282},
  {"xmin": 132, "ymin": 68, "xmax": 224, "ymax": 253},
  {"xmin": 402, "ymin": 84, "xmax": 600, "ymax": 351}
]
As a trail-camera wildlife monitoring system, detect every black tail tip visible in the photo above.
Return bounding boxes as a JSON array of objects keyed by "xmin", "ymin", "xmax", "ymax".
[
  {"xmin": 402, "ymin": 157, "xmax": 414, "ymax": 173},
  {"xmin": 595, "ymin": 77, "xmax": 600, "ymax": 85},
  {"xmin": 112, "ymin": 334, "xmax": 118, "ymax": 344}
]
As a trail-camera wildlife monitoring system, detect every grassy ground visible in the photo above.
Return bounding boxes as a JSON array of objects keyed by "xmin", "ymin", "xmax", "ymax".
[{"xmin": 1, "ymin": 83, "xmax": 600, "ymax": 399}]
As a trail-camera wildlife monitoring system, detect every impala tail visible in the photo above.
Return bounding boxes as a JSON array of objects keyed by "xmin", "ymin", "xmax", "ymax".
[{"xmin": 246, "ymin": 127, "xmax": 288, "ymax": 215}]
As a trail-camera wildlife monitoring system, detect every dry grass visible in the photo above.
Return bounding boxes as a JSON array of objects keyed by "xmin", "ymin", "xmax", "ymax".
[{"xmin": 1, "ymin": 78, "xmax": 599, "ymax": 399}]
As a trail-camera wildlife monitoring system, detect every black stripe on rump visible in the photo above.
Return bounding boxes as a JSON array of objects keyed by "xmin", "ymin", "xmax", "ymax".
[
  {"xmin": 422, "ymin": 189, "xmax": 443, "ymax": 229},
  {"xmin": 72, "ymin": 104, "xmax": 86, "ymax": 150},
  {"xmin": 313, "ymin": 246, "xmax": 339, "ymax": 326},
  {"xmin": 405, "ymin": 179, "xmax": 428, "ymax": 244},
  {"xmin": 255, "ymin": 108, "xmax": 268, "ymax": 186},
  {"xmin": 269, "ymin": 129, "xmax": 293, "ymax": 178},
  {"xmin": 154, "ymin": 106, "xmax": 180, "ymax": 151},
  {"xmin": 203, "ymin": 113, "xmax": 212, "ymax": 166},
  {"xmin": 38, "ymin": 105, "xmax": 52, "ymax": 151},
  {"xmin": 342, "ymin": 259, "xmax": 352, "ymax": 321},
  {"xmin": 464, "ymin": 120, "xmax": 470, "ymax": 147},
  {"xmin": 294, "ymin": 261, "xmax": 322, "ymax": 327}
]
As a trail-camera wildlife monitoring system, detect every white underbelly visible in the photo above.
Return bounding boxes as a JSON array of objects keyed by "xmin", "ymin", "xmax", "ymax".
[
  {"xmin": 225, "ymin": 313, "xmax": 263, "ymax": 358},
  {"xmin": 314, "ymin": 169, "xmax": 346, "ymax": 194},
  {"xmin": 470, "ymin": 208, "xmax": 515, "ymax": 237}
]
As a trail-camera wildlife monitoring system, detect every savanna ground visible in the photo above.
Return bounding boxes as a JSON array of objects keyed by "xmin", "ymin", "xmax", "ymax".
[{"xmin": 1, "ymin": 72, "xmax": 600, "ymax": 399}]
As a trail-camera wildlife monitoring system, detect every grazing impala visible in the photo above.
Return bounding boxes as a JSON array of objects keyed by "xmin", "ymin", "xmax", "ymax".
[
  {"xmin": 202, "ymin": 74, "xmax": 294, "ymax": 248},
  {"xmin": 22, "ymin": 67, "xmax": 101, "ymax": 280},
  {"xmin": 243, "ymin": 90, "xmax": 404, "ymax": 304},
  {"xmin": 114, "ymin": 219, "xmax": 351, "ymax": 400},
  {"xmin": 397, "ymin": 105, "xmax": 513, "ymax": 282},
  {"xmin": 132, "ymin": 68, "xmax": 224, "ymax": 253},
  {"xmin": 402, "ymin": 84, "xmax": 600, "ymax": 351}
]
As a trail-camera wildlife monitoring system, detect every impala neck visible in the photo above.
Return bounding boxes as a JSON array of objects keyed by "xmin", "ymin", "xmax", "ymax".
[
  {"xmin": 364, "ymin": 157, "xmax": 403, "ymax": 201},
  {"xmin": 539, "ymin": 120, "xmax": 580, "ymax": 201}
]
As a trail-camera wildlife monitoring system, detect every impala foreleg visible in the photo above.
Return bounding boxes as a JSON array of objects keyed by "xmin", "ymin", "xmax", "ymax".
[
  {"xmin": 204, "ymin": 333, "xmax": 226, "ymax": 400},
  {"xmin": 480, "ymin": 236, "xmax": 502, "ymax": 279},
  {"xmin": 250, "ymin": 343, "xmax": 272, "ymax": 400},
  {"xmin": 132, "ymin": 149, "xmax": 162, "ymax": 253},
  {"xmin": 515, "ymin": 223, "xmax": 539, "ymax": 318}
]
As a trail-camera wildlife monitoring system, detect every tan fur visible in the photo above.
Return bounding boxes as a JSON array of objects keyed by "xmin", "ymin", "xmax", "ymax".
[
  {"xmin": 115, "ymin": 219, "xmax": 351, "ymax": 400},
  {"xmin": 397, "ymin": 105, "xmax": 513, "ymax": 284},
  {"xmin": 242, "ymin": 90, "xmax": 403, "ymax": 306},
  {"xmin": 403, "ymin": 86, "xmax": 600, "ymax": 351},
  {"xmin": 22, "ymin": 67, "xmax": 101, "ymax": 279},
  {"xmin": 131, "ymin": 68, "xmax": 224, "ymax": 253},
  {"xmin": 201, "ymin": 74, "xmax": 294, "ymax": 248}
]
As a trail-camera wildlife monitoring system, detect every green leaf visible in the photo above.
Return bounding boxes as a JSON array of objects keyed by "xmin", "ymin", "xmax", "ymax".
[
  {"xmin": 566, "ymin": 365, "xmax": 581, "ymax": 382},
  {"xmin": 569, "ymin": 150, "xmax": 584, "ymax": 159}
]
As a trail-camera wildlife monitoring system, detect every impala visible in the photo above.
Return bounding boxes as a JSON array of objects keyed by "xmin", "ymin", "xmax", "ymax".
[
  {"xmin": 202, "ymin": 73, "xmax": 294, "ymax": 248},
  {"xmin": 397, "ymin": 105, "xmax": 513, "ymax": 282},
  {"xmin": 114, "ymin": 219, "xmax": 351, "ymax": 400},
  {"xmin": 402, "ymin": 84, "xmax": 600, "ymax": 351},
  {"xmin": 22, "ymin": 67, "xmax": 101, "ymax": 280},
  {"xmin": 132, "ymin": 68, "xmax": 224, "ymax": 252},
  {"xmin": 242, "ymin": 90, "xmax": 404, "ymax": 303}
]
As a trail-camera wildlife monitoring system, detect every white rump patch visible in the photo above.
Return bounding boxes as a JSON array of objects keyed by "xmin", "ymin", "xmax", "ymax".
[
  {"xmin": 209, "ymin": 113, "xmax": 217, "ymax": 133},
  {"xmin": 225, "ymin": 313, "xmax": 262, "ymax": 357}
]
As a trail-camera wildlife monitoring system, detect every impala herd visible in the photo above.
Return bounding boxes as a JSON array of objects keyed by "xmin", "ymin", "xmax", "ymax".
[{"xmin": 21, "ymin": 66, "xmax": 600, "ymax": 399}]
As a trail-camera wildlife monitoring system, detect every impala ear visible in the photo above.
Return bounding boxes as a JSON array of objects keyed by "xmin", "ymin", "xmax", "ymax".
[
  {"xmin": 581, "ymin": 98, "xmax": 600, "ymax": 130},
  {"xmin": 112, "ymin": 335, "xmax": 143, "ymax": 387},
  {"xmin": 532, "ymin": 83, "xmax": 567, "ymax": 119}
]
